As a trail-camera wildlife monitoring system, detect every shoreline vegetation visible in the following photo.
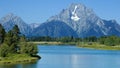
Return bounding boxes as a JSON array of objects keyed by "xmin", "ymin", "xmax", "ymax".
[
  {"xmin": 29, "ymin": 41, "xmax": 76, "ymax": 45},
  {"xmin": 77, "ymin": 42, "xmax": 120, "ymax": 50},
  {"xmin": 0, "ymin": 54, "xmax": 39, "ymax": 65},
  {"xmin": 30, "ymin": 41, "xmax": 120, "ymax": 50},
  {"xmin": 0, "ymin": 24, "xmax": 40, "ymax": 65},
  {"xmin": 28, "ymin": 35, "xmax": 120, "ymax": 51}
]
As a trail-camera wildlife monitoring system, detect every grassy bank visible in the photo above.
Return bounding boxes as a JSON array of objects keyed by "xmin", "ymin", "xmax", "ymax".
[
  {"xmin": 0, "ymin": 54, "xmax": 39, "ymax": 65},
  {"xmin": 29, "ymin": 41, "xmax": 76, "ymax": 45},
  {"xmin": 29, "ymin": 41, "xmax": 120, "ymax": 50},
  {"xmin": 30, "ymin": 41, "xmax": 120, "ymax": 50},
  {"xmin": 78, "ymin": 42, "xmax": 120, "ymax": 50}
]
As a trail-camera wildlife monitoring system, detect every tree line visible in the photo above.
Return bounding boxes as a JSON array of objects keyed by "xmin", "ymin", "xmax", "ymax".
[
  {"xmin": 0, "ymin": 24, "xmax": 38, "ymax": 57},
  {"xmin": 28, "ymin": 35, "xmax": 120, "ymax": 46}
]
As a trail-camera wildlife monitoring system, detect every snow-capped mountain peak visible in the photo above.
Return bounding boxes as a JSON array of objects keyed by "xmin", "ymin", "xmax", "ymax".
[{"xmin": 47, "ymin": 3, "xmax": 120, "ymax": 37}]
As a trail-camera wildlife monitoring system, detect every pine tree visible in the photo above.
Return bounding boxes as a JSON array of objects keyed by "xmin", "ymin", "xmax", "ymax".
[
  {"xmin": 0, "ymin": 25, "xmax": 38, "ymax": 57},
  {"xmin": 20, "ymin": 42, "xmax": 38, "ymax": 56},
  {"xmin": 4, "ymin": 30, "xmax": 13, "ymax": 46},
  {"xmin": 0, "ymin": 24, "xmax": 5, "ymax": 44},
  {"xmin": 0, "ymin": 44, "xmax": 9, "ymax": 57},
  {"xmin": 20, "ymin": 35, "xmax": 26, "ymax": 42},
  {"xmin": 4, "ymin": 25, "xmax": 20, "ymax": 53},
  {"xmin": 12, "ymin": 25, "xmax": 20, "ymax": 45}
]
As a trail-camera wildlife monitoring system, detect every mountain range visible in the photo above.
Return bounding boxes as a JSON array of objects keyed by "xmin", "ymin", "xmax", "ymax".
[
  {"xmin": 0, "ymin": 13, "xmax": 32, "ymax": 36},
  {"xmin": 0, "ymin": 3, "xmax": 120, "ymax": 37}
]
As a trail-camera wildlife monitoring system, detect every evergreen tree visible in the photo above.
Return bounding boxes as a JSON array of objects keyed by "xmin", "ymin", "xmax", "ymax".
[
  {"xmin": 20, "ymin": 42, "xmax": 38, "ymax": 56},
  {"xmin": 0, "ymin": 44, "xmax": 9, "ymax": 57},
  {"xmin": 12, "ymin": 25, "xmax": 20, "ymax": 45},
  {"xmin": 98, "ymin": 36, "xmax": 106, "ymax": 44},
  {"xmin": 0, "ymin": 24, "xmax": 5, "ymax": 44},
  {"xmin": 0, "ymin": 25, "xmax": 38, "ymax": 57},
  {"xmin": 104, "ymin": 36, "xmax": 119, "ymax": 46},
  {"xmin": 4, "ymin": 30, "xmax": 13, "ymax": 46},
  {"xmin": 20, "ymin": 35, "xmax": 26, "ymax": 42},
  {"xmin": 4, "ymin": 25, "xmax": 20, "ymax": 53}
]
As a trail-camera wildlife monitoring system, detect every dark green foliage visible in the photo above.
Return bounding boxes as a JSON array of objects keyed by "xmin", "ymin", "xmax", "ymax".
[
  {"xmin": 28, "ymin": 36, "xmax": 81, "ymax": 42},
  {"xmin": 0, "ymin": 25, "xmax": 38, "ymax": 57},
  {"xmin": 12, "ymin": 25, "xmax": 20, "ymax": 34},
  {"xmin": 20, "ymin": 42, "xmax": 38, "ymax": 56},
  {"xmin": 0, "ymin": 24, "xmax": 5, "ymax": 44},
  {"xmin": 98, "ymin": 36, "xmax": 120, "ymax": 46},
  {"xmin": 98, "ymin": 36, "xmax": 107, "ymax": 44},
  {"xmin": 4, "ymin": 25, "xmax": 20, "ymax": 53},
  {"xmin": 104, "ymin": 36, "xmax": 120, "ymax": 46},
  {"xmin": 28, "ymin": 35, "xmax": 120, "ymax": 46},
  {"xmin": 9, "ymin": 44, "xmax": 17, "ymax": 53},
  {"xmin": 28, "ymin": 36, "xmax": 54, "ymax": 42},
  {"xmin": 4, "ymin": 30, "xmax": 13, "ymax": 46},
  {"xmin": 84, "ymin": 36, "xmax": 97, "ymax": 42},
  {"xmin": 20, "ymin": 35, "xmax": 26, "ymax": 42},
  {"xmin": 58, "ymin": 37, "xmax": 74, "ymax": 43},
  {"xmin": 11, "ymin": 25, "xmax": 20, "ymax": 45},
  {"xmin": 0, "ymin": 44, "xmax": 9, "ymax": 57}
]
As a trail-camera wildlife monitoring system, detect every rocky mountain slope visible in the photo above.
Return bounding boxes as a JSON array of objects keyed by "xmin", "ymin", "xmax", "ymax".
[
  {"xmin": 47, "ymin": 3, "xmax": 120, "ymax": 37},
  {"xmin": 0, "ymin": 13, "xmax": 31, "ymax": 36},
  {"xmin": 0, "ymin": 3, "xmax": 120, "ymax": 37},
  {"xmin": 32, "ymin": 20, "xmax": 78, "ymax": 37}
]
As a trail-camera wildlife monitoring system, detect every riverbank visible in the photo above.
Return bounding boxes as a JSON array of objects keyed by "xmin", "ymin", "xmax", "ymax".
[
  {"xmin": 0, "ymin": 54, "xmax": 40, "ymax": 65},
  {"xmin": 78, "ymin": 42, "xmax": 120, "ymax": 50},
  {"xmin": 30, "ymin": 41, "xmax": 120, "ymax": 50},
  {"xmin": 29, "ymin": 41, "xmax": 76, "ymax": 45}
]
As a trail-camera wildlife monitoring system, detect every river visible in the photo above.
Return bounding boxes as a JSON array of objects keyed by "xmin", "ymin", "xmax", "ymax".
[{"xmin": 1, "ymin": 45, "xmax": 120, "ymax": 68}]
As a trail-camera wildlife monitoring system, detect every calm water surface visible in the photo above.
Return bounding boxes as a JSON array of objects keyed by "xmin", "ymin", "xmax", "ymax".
[{"xmin": 1, "ymin": 45, "xmax": 120, "ymax": 68}]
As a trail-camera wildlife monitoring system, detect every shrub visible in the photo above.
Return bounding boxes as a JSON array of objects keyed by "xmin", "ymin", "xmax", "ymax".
[{"xmin": 0, "ymin": 44, "xmax": 9, "ymax": 57}]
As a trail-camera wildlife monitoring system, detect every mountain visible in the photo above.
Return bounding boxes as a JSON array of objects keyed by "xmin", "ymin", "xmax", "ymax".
[
  {"xmin": 0, "ymin": 3, "xmax": 120, "ymax": 37},
  {"xmin": 29, "ymin": 23, "xmax": 40, "ymax": 29},
  {"xmin": 47, "ymin": 3, "xmax": 120, "ymax": 37},
  {"xmin": 32, "ymin": 20, "xmax": 78, "ymax": 37},
  {"xmin": 0, "ymin": 13, "xmax": 31, "ymax": 36}
]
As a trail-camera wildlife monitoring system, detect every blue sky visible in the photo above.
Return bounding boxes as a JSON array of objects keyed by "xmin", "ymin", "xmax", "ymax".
[{"xmin": 0, "ymin": 0, "xmax": 120, "ymax": 24}]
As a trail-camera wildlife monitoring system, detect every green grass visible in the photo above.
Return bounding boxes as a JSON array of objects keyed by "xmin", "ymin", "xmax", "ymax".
[
  {"xmin": 29, "ymin": 41, "xmax": 76, "ymax": 45},
  {"xmin": 78, "ymin": 42, "xmax": 120, "ymax": 50},
  {"xmin": 30, "ymin": 41, "xmax": 120, "ymax": 50},
  {"xmin": 0, "ymin": 54, "xmax": 38, "ymax": 65}
]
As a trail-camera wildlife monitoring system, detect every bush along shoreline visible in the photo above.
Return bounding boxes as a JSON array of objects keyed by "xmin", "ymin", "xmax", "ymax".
[
  {"xmin": 0, "ymin": 54, "xmax": 40, "ymax": 65},
  {"xmin": 0, "ymin": 24, "xmax": 40, "ymax": 65},
  {"xmin": 28, "ymin": 35, "xmax": 120, "ymax": 50}
]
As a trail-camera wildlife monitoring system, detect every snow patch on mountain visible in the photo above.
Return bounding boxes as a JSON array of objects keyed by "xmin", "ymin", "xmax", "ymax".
[
  {"xmin": 47, "ymin": 3, "xmax": 120, "ymax": 37},
  {"xmin": 30, "ymin": 23, "xmax": 40, "ymax": 29},
  {"xmin": 71, "ymin": 5, "xmax": 80, "ymax": 21},
  {"xmin": 101, "ymin": 30, "xmax": 107, "ymax": 35}
]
